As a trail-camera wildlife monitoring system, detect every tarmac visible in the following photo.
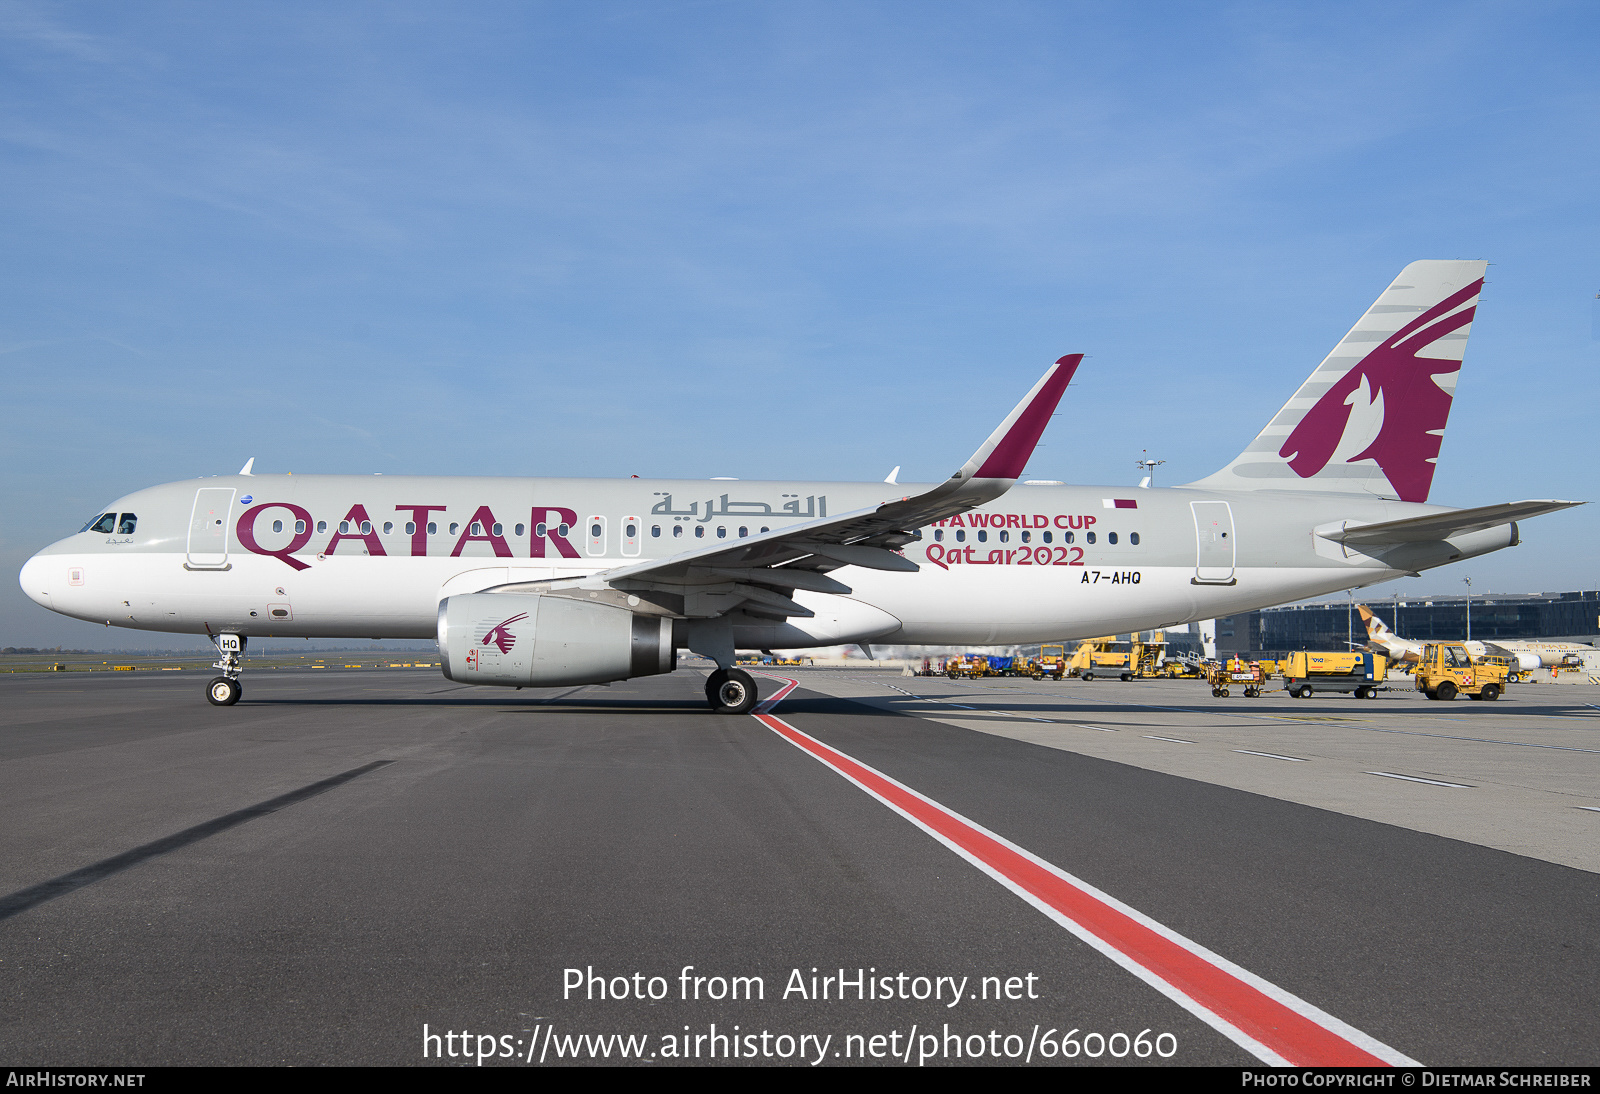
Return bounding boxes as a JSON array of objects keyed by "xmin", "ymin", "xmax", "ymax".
[{"xmin": 1, "ymin": 666, "xmax": 1596, "ymax": 1066}]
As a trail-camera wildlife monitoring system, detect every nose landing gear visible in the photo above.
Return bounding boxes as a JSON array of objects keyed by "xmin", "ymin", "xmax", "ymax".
[{"xmin": 206, "ymin": 633, "xmax": 244, "ymax": 706}]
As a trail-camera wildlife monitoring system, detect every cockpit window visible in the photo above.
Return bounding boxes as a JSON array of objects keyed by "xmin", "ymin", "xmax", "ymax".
[
  {"xmin": 87, "ymin": 513, "xmax": 117, "ymax": 534},
  {"xmin": 117, "ymin": 514, "xmax": 137, "ymax": 535}
]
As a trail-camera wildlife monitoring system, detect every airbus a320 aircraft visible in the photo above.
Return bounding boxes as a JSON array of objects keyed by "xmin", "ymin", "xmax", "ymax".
[{"xmin": 19, "ymin": 261, "xmax": 1581, "ymax": 713}]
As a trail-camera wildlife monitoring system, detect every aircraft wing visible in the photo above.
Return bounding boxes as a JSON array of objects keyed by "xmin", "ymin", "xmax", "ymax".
[
  {"xmin": 1320, "ymin": 500, "xmax": 1584, "ymax": 547},
  {"xmin": 560, "ymin": 355, "xmax": 1082, "ymax": 620}
]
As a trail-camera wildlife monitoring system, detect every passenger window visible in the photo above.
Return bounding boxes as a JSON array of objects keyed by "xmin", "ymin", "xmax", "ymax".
[
  {"xmin": 90, "ymin": 513, "xmax": 117, "ymax": 534},
  {"xmin": 590, "ymin": 523, "xmax": 601, "ymax": 537},
  {"xmin": 558, "ymin": 523, "xmax": 570, "ymax": 537},
  {"xmin": 1043, "ymin": 531, "xmax": 1052, "ymax": 544},
  {"xmin": 317, "ymin": 521, "xmax": 327, "ymax": 534},
  {"xmin": 427, "ymin": 522, "xmax": 437, "ymax": 535},
  {"xmin": 295, "ymin": 520, "xmax": 306, "ymax": 534},
  {"xmin": 514, "ymin": 524, "xmax": 524, "ymax": 536},
  {"xmin": 673, "ymin": 526, "xmax": 683, "ymax": 538},
  {"xmin": 626, "ymin": 523, "xmax": 637, "ymax": 537},
  {"xmin": 450, "ymin": 523, "xmax": 460, "ymax": 535},
  {"xmin": 1108, "ymin": 532, "xmax": 1118, "ymax": 545},
  {"xmin": 695, "ymin": 526, "xmax": 705, "ymax": 538},
  {"xmin": 738, "ymin": 526, "xmax": 748, "ymax": 538},
  {"xmin": 361, "ymin": 521, "xmax": 372, "ymax": 535},
  {"xmin": 717, "ymin": 526, "xmax": 726, "ymax": 539},
  {"xmin": 405, "ymin": 522, "xmax": 416, "ymax": 535},
  {"xmin": 1086, "ymin": 531, "xmax": 1096, "ymax": 544},
  {"xmin": 977, "ymin": 530, "xmax": 988, "ymax": 543},
  {"xmin": 955, "ymin": 530, "xmax": 966, "ymax": 542},
  {"xmin": 1064, "ymin": 531, "xmax": 1074, "ymax": 543},
  {"xmin": 339, "ymin": 521, "xmax": 350, "ymax": 534},
  {"xmin": 1021, "ymin": 531, "xmax": 1030, "ymax": 543},
  {"xmin": 118, "ymin": 514, "xmax": 137, "ymax": 535},
  {"xmin": 652, "ymin": 526, "xmax": 661, "ymax": 537},
  {"xmin": 492, "ymin": 523, "xmax": 503, "ymax": 536},
  {"xmin": 760, "ymin": 526, "xmax": 769, "ymax": 533},
  {"xmin": 382, "ymin": 522, "xmax": 392, "ymax": 534},
  {"xmin": 1130, "ymin": 532, "xmax": 1140, "ymax": 545},
  {"xmin": 998, "ymin": 530, "xmax": 1009, "ymax": 543},
  {"xmin": 272, "ymin": 520, "xmax": 284, "ymax": 533},
  {"xmin": 934, "ymin": 529, "xmax": 944, "ymax": 542},
  {"xmin": 470, "ymin": 522, "xmax": 482, "ymax": 536},
  {"xmin": 536, "ymin": 523, "xmax": 547, "ymax": 537}
]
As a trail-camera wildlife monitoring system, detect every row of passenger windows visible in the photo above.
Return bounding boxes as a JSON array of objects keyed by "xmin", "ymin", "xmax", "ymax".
[
  {"xmin": 649, "ymin": 524, "xmax": 770, "ymax": 540},
  {"xmin": 263, "ymin": 519, "xmax": 566, "ymax": 538},
  {"xmin": 82, "ymin": 512, "xmax": 137, "ymax": 535},
  {"xmin": 82, "ymin": 509, "xmax": 1140, "ymax": 552},
  {"xmin": 931, "ymin": 528, "xmax": 1140, "ymax": 546}
]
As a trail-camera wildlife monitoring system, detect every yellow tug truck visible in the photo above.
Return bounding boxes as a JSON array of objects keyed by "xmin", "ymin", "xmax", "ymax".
[
  {"xmin": 1413, "ymin": 642, "xmax": 1511, "ymax": 701},
  {"xmin": 1280, "ymin": 651, "xmax": 1388, "ymax": 699}
]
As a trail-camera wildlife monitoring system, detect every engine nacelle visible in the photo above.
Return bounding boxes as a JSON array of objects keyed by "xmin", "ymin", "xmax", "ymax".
[{"xmin": 438, "ymin": 593, "xmax": 674, "ymax": 687}]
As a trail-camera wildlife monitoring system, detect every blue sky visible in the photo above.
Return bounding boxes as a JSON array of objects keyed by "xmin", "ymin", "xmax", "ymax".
[{"xmin": 3, "ymin": 1, "xmax": 1597, "ymax": 647}]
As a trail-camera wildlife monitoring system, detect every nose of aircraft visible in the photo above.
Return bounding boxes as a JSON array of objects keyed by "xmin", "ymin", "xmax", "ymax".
[{"xmin": 19, "ymin": 552, "xmax": 53, "ymax": 609}]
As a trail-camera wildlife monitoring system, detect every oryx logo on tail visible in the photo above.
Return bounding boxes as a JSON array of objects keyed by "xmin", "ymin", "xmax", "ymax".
[
  {"xmin": 1278, "ymin": 277, "xmax": 1483, "ymax": 503},
  {"xmin": 1190, "ymin": 260, "xmax": 1488, "ymax": 502}
]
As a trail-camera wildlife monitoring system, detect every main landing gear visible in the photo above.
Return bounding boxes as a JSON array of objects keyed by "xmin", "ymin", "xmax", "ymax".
[
  {"xmin": 705, "ymin": 668, "xmax": 759, "ymax": 715},
  {"xmin": 206, "ymin": 633, "xmax": 244, "ymax": 706}
]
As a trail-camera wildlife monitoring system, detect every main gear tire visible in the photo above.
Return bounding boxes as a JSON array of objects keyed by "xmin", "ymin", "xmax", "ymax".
[{"xmin": 707, "ymin": 668, "xmax": 759, "ymax": 715}]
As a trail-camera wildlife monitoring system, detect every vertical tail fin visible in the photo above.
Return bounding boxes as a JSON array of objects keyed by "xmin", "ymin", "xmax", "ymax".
[{"xmin": 1190, "ymin": 260, "xmax": 1488, "ymax": 501}]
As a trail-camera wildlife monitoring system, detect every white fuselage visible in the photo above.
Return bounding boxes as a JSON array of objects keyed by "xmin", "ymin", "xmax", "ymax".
[{"xmin": 20, "ymin": 473, "xmax": 1522, "ymax": 652}]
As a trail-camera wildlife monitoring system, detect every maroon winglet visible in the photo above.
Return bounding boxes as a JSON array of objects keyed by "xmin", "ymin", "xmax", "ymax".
[{"xmin": 974, "ymin": 354, "xmax": 1082, "ymax": 479}]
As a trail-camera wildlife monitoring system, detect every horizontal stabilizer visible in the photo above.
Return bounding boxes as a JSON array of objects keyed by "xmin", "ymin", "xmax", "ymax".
[{"xmin": 1318, "ymin": 500, "xmax": 1583, "ymax": 546}]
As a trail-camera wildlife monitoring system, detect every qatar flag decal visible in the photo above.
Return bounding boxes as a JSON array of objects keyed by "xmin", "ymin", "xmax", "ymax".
[{"xmin": 1102, "ymin": 498, "xmax": 1138, "ymax": 509}]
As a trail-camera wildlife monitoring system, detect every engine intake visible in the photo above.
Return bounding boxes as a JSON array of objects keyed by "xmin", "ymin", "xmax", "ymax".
[{"xmin": 438, "ymin": 593, "xmax": 674, "ymax": 687}]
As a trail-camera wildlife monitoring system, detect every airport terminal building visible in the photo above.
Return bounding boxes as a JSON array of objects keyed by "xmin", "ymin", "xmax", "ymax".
[{"xmin": 1217, "ymin": 590, "xmax": 1600, "ymax": 659}]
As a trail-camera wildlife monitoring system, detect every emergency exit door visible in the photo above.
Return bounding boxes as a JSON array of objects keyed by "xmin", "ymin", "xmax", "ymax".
[{"xmin": 1191, "ymin": 501, "xmax": 1236, "ymax": 585}]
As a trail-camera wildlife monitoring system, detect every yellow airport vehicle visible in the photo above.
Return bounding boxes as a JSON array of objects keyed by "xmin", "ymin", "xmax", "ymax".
[
  {"xmin": 945, "ymin": 654, "xmax": 992, "ymax": 679},
  {"xmin": 1031, "ymin": 645, "xmax": 1068, "ymax": 680},
  {"xmin": 1204, "ymin": 657, "xmax": 1266, "ymax": 697},
  {"xmin": 1414, "ymin": 643, "xmax": 1510, "ymax": 701},
  {"xmin": 1069, "ymin": 637, "xmax": 1131, "ymax": 681},
  {"xmin": 1281, "ymin": 651, "xmax": 1388, "ymax": 699}
]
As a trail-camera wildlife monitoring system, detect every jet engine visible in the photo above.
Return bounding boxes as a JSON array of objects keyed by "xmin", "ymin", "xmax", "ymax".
[{"xmin": 438, "ymin": 592, "xmax": 674, "ymax": 687}]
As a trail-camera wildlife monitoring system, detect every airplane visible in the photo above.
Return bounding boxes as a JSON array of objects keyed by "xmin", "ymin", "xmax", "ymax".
[
  {"xmin": 1357, "ymin": 604, "xmax": 1591, "ymax": 671},
  {"xmin": 18, "ymin": 260, "xmax": 1583, "ymax": 714}
]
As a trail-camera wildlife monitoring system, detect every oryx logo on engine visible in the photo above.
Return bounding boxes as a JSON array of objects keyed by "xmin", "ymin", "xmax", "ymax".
[{"xmin": 481, "ymin": 613, "xmax": 528, "ymax": 655}]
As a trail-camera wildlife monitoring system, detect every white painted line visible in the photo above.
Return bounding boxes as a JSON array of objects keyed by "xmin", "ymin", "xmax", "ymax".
[
  {"xmin": 1074, "ymin": 724, "xmax": 1117, "ymax": 733},
  {"xmin": 1234, "ymin": 750, "xmax": 1307, "ymax": 763},
  {"xmin": 1143, "ymin": 734, "xmax": 1194, "ymax": 744},
  {"xmin": 1366, "ymin": 771, "xmax": 1473, "ymax": 789}
]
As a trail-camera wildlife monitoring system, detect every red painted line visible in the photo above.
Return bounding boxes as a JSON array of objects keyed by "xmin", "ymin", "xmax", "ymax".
[{"xmin": 748, "ymin": 673, "xmax": 1414, "ymax": 1068}]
